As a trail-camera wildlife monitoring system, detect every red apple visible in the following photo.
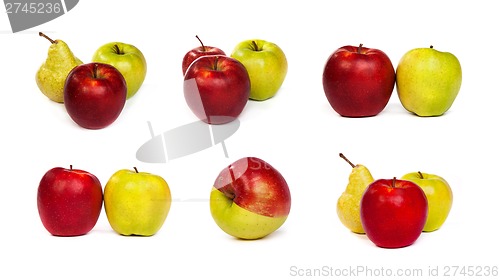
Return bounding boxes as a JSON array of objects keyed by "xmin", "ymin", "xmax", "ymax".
[
  {"xmin": 210, "ymin": 157, "xmax": 292, "ymax": 239},
  {"xmin": 37, "ymin": 166, "xmax": 103, "ymax": 236},
  {"xmin": 64, "ymin": 62, "xmax": 127, "ymax": 129},
  {"xmin": 183, "ymin": 55, "xmax": 250, "ymax": 125},
  {"xmin": 322, "ymin": 44, "xmax": 395, "ymax": 117},
  {"xmin": 360, "ymin": 178, "xmax": 428, "ymax": 248},
  {"xmin": 182, "ymin": 35, "xmax": 226, "ymax": 75}
]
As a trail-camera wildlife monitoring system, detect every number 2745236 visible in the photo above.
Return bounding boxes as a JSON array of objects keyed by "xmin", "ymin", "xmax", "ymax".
[{"xmin": 5, "ymin": 2, "xmax": 62, "ymax": 14}]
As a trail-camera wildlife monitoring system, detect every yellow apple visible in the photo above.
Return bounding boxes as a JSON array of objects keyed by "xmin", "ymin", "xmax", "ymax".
[
  {"xmin": 401, "ymin": 171, "xmax": 453, "ymax": 232},
  {"xmin": 104, "ymin": 168, "xmax": 171, "ymax": 236},
  {"xmin": 92, "ymin": 42, "xmax": 147, "ymax": 99},
  {"xmin": 230, "ymin": 39, "xmax": 288, "ymax": 101},
  {"xmin": 396, "ymin": 46, "xmax": 462, "ymax": 116}
]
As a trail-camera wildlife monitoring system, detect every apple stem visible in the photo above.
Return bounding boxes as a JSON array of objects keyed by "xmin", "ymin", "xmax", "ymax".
[
  {"xmin": 339, "ymin": 153, "xmax": 356, "ymax": 168},
  {"xmin": 39, "ymin": 32, "xmax": 55, "ymax": 44},
  {"xmin": 70, "ymin": 165, "xmax": 73, "ymax": 170},
  {"xmin": 252, "ymin": 40, "xmax": 261, "ymax": 51},
  {"xmin": 430, "ymin": 45, "xmax": 434, "ymax": 49},
  {"xmin": 392, "ymin": 177, "xmax": 396, "ymax": 188},
  {"xmin": 225, "ymin": 166, "xmax": 237, "ymax": 200},
  {"xmin": 133, "ymin": 167, "xmax": 139, "ymax": 173},
  {"xmin": 92, "ymin": 63, "xmax": 99, "ymax": 79},
  {"xmin": 418, "ymin": 171, "xmax": 424, "ymax": 179},
  {"xmin": 113, "ymin": 44, "xmax": 124, "ymax": 55},
  {"xmin": 212, "ymin": 56, "xmax": 220, "ymax": 71},
  {"xmin": 195, "ymin": 35, "xmax": 206, "ymax": 52},
  {"xmin": 357, "ymin": 44, "xmax": 363, "ymax": 54}
]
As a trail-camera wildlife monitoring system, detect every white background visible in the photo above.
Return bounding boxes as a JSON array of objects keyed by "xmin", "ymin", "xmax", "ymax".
[{"xmin": 1, "ymin": 0, "xmax": 499, "ymax": 279}]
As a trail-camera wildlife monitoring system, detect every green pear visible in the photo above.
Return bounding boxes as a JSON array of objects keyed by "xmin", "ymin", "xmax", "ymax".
[
  {"xmin": 336, "ymin": 153, "xmax": 374, "ymax": 234},
  {"xmin": 396, "ymin": 45, "xmax": 462, "ymax": 116},
  {"xmin": 36, "ymin": 32, "xmax": 83, "ymax": 103}
]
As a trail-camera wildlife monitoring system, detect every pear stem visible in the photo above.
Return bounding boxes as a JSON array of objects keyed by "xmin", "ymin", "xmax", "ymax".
[
  {"xmin": 39, "ymin": 32, "xmax": 55, "ymax": 44},
  {"xmin": 418, "ymin": 171, "xmax": 424, "ymax": 179},
  {"xmin": 357, "ymin": 43, "xmax": 363, "ymax": 54},
  {"xmin": 133, "ymin": 167, "xmax": 139, "ymax": 173},
  {"xmin": 430, "ymin": 45, "xmax": 434, "ymax": 49},
  {"xmin": 195, "ymin": 35, "xmax": 206, "ymax": 52},
  {"xmin": 339, "ymin": 153, "xmax": 356, "ymax": 168}
]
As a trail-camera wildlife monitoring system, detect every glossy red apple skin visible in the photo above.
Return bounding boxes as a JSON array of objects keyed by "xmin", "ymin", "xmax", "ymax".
[
  {"xmin": 183, "ymin": 55, "xmax": 250, "ymax": 125},
  {"xmin": 214, "ymin": 157, "xmax": 291, "ymax": 217},
  {"xmin": 360, "ymin": 178, "xmax": 428, "ymax": 248},
  {"xmin": 64, "ymin": 63, "xmax": 127, "ymax": 129},
  {"xmin": 37, "ymin": 166, "xmax": 103, "ymax": 236},
  {"xmin": 322, "ymin": 45, "xmax": 395, "ymax": 117},
  {"xmin": 182, "ymin": 42, "xmax": 225, "ymax": 75}
]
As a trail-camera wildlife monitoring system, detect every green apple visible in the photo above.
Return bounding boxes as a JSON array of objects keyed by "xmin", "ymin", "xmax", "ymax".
[
  {"xmin": 230, "ymin": 39, "xmax": 287, "ymax": 101},
  {"xmin": 92, "ymin": 42, "xmax": 147, "ymax": 99},
  {"xmin": 396, "ymin": 46, "xmax": 462, "ymax": 116},
  {"xmin": 104, "ymin": 167, "xmax": 171, "ymax": 236},
  {"xmin": 210, "ymin": 157, "xmax": 291, "ymax": 240},
  {"xmin": 401, "ymin": 171, "xmax": 453, "ymax": 232}
]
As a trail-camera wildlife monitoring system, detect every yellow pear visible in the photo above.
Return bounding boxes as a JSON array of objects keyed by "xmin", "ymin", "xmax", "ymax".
[
  {"xmin": 337, "ymin": 153, "xmax": 374, "ymax": 234},
  {"xmin": 36, "ymin": 32, "xmax": 83, "ymax": 103}
]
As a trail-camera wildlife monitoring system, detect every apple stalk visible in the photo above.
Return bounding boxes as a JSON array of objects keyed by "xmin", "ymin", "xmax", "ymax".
[
  {"xmin": 113, "ymin": 44, "xmax": 125, "ymax": 55},
  {"xmin": 220, "ymin": 166, "xmax": 237, "ymax": 200},
  {"xmin": 357, "ymin": 44, "xmax": 363, "ymax": 54},
  {"xmin": 213, "ymin": 56, "xmax": 220, "ymax": 70},
  {"xmin": 196, "ymin": 35, "xmax": 207, "ymax": 52},
  {"xmin": 89, "ymin": 63, "xmax": 101, "ymax": 79},
  {"xmin": 251, "ymin": 41, "xmax": 262, "ymax": 52}
]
